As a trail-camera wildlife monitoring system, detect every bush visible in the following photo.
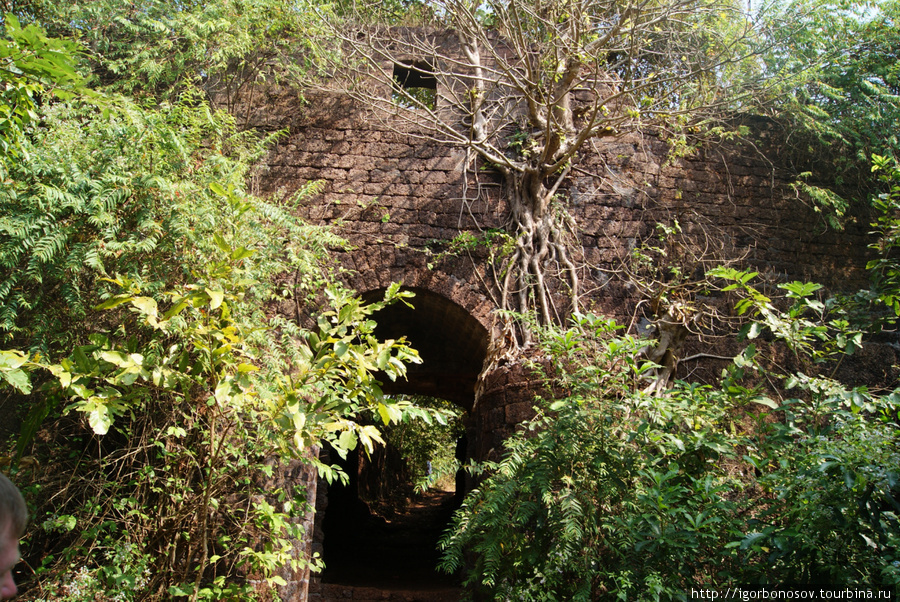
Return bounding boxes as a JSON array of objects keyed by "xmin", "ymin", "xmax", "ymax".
[
  {"xmin": 440, "ymin": 315, "xmax": 751, "ymax": 599},
  {"xmin": 0, "ymin": 88, "xmax": 435, "ymax": 599},
  {"xmin": 440, "ymin": 295, "xmax": 900, "ymax": 598}
]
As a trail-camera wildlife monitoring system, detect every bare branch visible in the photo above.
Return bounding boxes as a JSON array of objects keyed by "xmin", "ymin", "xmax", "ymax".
[{"xmin": 319, "ymin": 0, "xmax": 781, "ymax": 345}]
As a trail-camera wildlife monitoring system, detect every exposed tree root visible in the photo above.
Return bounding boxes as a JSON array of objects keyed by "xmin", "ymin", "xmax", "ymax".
[{"xmin": 498, "ymin": 169, "xmax": 582, "ymax": 346}]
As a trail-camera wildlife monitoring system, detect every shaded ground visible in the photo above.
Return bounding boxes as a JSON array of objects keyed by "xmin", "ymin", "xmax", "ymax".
[
  {"xmin": 320, "ymin": 487, "xmax": 462, "ymax": 592},
  {"xmin": 309, "ymin": 583, "xmax": 461, "ymax": 602}
]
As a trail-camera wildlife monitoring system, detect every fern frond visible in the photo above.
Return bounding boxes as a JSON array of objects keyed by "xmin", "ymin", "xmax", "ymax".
[{"xmin": 31, "ymin": 227, "xmax": 70, "ymax": 265}]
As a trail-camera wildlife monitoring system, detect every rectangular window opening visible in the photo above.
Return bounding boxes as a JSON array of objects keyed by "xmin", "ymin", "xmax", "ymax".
[{"xmin": 392, "ymin": 61, "xmax": 437, "ymax": 110}]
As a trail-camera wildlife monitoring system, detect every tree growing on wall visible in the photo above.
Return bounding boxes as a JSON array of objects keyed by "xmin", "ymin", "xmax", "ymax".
[{"xmin": 325, "ymin": 0, "xmax": 776, "ymax": 344}]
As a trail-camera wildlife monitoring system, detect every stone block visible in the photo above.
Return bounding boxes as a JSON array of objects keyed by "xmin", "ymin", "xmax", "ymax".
[
  {"xmin": 370, "ymin": 168, "xmax": 402, "ymax": 183},
  {"xmin": 421, "ymin": 170, "xmax": 451, "ymax": 185},
  {"xmin": 425, "ymin": 154, "xmax": 464, "ymax": 171},
  {"xmin": 331, "ymin": 154, "xmax": 361, "ymax": 170},
  {"xmin": 317, "ymin": 167, "xmax": 348, "ymax": 181},
  {"xmin": 505, "ymin": 401, "xmax": 535, "ymax": 424},
  {"xmin": 361, "ymin": 182, "xmax": 415, "ymax": 196}
]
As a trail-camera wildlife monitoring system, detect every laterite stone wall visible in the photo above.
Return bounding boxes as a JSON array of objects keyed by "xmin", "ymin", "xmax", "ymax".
[
  {"xmin": 222, "ymin": 72, "xmax": 877, "ymax": 601},
  {"xmin": 231, "ymin": 85, "xmax": 876, "ymax": 457}
]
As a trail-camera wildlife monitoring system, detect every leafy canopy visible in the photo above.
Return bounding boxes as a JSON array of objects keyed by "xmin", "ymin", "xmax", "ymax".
[
  {"xmin": 0, "ymin": 13, "xmax": 83, "ymax": 170},
  {"xmin": 753, "ymin": 0, "xmax": 900, "ymax": 217}
]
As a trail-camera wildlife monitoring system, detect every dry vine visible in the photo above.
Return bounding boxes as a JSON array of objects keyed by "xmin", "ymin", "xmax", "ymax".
[
  {"xmin": 320, "ymin": 0, "xmax": 784, "ymax": 346},
  {"xmin": 608, "ymin": 210, "xmax": 755, "ymax": 391}
]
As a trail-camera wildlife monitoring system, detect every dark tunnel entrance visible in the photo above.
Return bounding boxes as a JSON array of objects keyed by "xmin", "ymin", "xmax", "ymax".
[{"xmin": 317, "ymin": 288, "xmax": 489, "ymax": 590}]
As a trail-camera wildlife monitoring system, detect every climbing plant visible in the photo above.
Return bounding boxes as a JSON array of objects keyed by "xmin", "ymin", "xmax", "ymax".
[
  {"xmin": 324, "ymin": 0, "xmax": 783, "ymax": 344},
  {"xmin": 438, "ymin": 160, "xmax": 900, "ymax": 597}
]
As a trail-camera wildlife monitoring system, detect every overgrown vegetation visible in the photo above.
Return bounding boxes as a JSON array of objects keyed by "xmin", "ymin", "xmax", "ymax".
[
  {"xmin": 322, "ymin": 0, "xmax": 854, "ymax": 344},
  {"xmin": 349, "ymin": 395, "xmax": 464, "ymax": 514},
  {"xmin": 0, "ymin": 13, "xmax": 83, "ymax": 172},
  {"xmin": 0, "ymin": 91, "xmax": 434, "ymax": 597},
  {"xmin": 0, "ymin": 5, "xmax": 436, "ymax": 599},
  {"xmin": 0, "ymin": 0, "xmax": 898, "ymax": 598},
  {"xmin": 380, "ymin": 396, "xmax": 464, "ymax": 493},
  {"xmin": 7, "ymin": 0, "xmax": 329, "ymax": 106},
  {"xmin": 438, "ymin": 162, "xmax": 900, "ymax": 597},
  {"xmin": 440, "ymin": 311, "xmax": 899, "ymax": 598},
  {"xmin": 753, "ymin": 0, "xmax": 899, "ymax": 222}
]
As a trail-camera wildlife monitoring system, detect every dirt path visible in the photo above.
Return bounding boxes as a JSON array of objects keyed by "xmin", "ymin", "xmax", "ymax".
[{"xmin": 311, "ymin": 488, "xmax": 463, "ymax": 601}]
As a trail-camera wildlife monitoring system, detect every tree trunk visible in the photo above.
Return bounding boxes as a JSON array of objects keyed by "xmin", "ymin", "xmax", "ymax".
[{"xmin": 499, "ymin": 167, "xmax": 580, "ymax": 344}]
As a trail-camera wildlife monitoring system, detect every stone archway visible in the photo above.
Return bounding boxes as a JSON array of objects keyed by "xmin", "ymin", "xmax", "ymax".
[
  {"xmin": 312, "ymin": 287, "xmax": 490, "ymax": 595},
  {"xmin": 362, "ymin": 286, "xmax": 489, "ymax": 410}
]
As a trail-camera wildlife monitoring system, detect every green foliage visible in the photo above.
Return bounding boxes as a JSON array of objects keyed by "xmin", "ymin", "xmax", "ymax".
[
  {"xmin": 425, "ymin": 229, "xmax": 513, "ymax": 271},
  {"xmin": 0, "ymin": 62, "xmax": 432, "ymax": 600},
  {"xmin": 13, "ymin": 0, "xmax": 331, "ymax": 103},
  {"xmin": 0, "ymin": 13, "xmax": 83, "ymax": 171},
  {"xmin": 391, "ymin": 84, "xmax": 436, "ymax": 111},
  {"xmin": 741, "ymin": 396, "xmax": 900, "ymax": 585},
  {"xmin": 441, "ymin": 263, "xmax": 900, "ymax": 597},
  {"xmin": 440, "ymin": 314, "xmax": 749, "ymax": 599},
  {"xmin": 0, "ymin": 348, "xmax": 31, "ymax": 393},
  {"xmin": 378, "ymin": 396, "xmax": 464, "ymax": 493},
  {"xmin": 30, "ymin": 538, "xmax": 154, "ymax": 602},
  {"xmin": 4, "ymin": 208, "xmax": 426, "ymax": 599},
  {"xmin": 331, "ymin": 0, "xmax": 436, "ymax": 25},
  {"xmin": 264, "ymin": 281, "xmax": 424, "ymax": 463},
  {"xmin": 866, "ymin": 155, "xmax": 900, "ymax": 321},
  {"xmin": 0, "ymin": 90, "xmax": 327, "ymax": 354},
  {"xmin": 0, "ymin": 2, "xmax": 448, "ymax": 599},
  {"xmin": 709, "ymin": 267, "xmax": 863, "ymax": 359},
  {"xmin": 713, "ymin": 270, "xmax": 900, "ymax": 586},
  {"xmin": 755, "ymin": 0, "xmax": 900, "ymax": 210}
]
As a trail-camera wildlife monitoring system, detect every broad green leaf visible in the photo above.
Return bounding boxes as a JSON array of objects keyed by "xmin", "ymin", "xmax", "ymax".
[
  {"xmin": 206, "ymin": 288, "xmax": 225, "ymax": 310},
  {"xmin": 212, "ymin": 232, "xmax": 231, "ymax": 254},
  {"xmin": 740, "ymin": 531, "xmax": 768, "ymax": 550},
  {"xmin": 163, "ymin": 299, "xmax": 190, "ymax": 320},
  {"xmin": 88, "ymin": 404, "xmax": 112, "ymax": 435},
  {"xmin": 376, "ymin": 348, "xmax": 391, "ymax": 371},
  {"xmin": 72, "ymin": 346, "xmax": 94, "ymax": 373},
  {"xmin": 337, "ymin": 428, "xmax": 357, "ymax": 451},
  {"xmin": 0, "ymin": 350, "xmax": 28, "ymax": 370},
  {"xmin": 1, "ymin": 368, "xmax": 31, "ymax": 394},
  {"xmin": 751, "ymin": 396, "xmax": 778, "ymax": 409},
  {"xmin": 130, "ymin": 296, "xmax": 158, "ymax": 318},
  {"xmin": 209, "ymin": 182, "xmax": 228, "ymax": 197},
  {"xmin": 230, "ymin": 247, "xmax": 255, "ymax": 261},
  {"xmin": 100, "ymin": 350, "xmax": 131, "ymax": 366},
  {"xmin": 377, "ymin": 402, "xmax": 391, "ymax": 425},
  {"xmin": 95, "ymin": 295, "xmax": 132, "ymax": 310},
  {"xmin": 215, "ymin": 380, "xmax": 233, "ymax": 406},
  {"xmin": 48, "ymin": 364, "xmax": 72, "ymax": 388}
]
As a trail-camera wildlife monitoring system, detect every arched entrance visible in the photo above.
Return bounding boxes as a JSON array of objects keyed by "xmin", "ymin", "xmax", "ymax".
[
  {"xmin": 361, "ymin": 286, "xmax": 490, "ymax": 411},
  {"xmin": 315, "ymin": 287, "xmax": 489, "ymax": 592}
]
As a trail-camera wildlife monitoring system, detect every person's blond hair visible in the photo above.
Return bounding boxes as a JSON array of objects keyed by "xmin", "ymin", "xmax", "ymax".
[{"xmin": 0, "ymin": 473, "xmax": 27, "ymax": 537}]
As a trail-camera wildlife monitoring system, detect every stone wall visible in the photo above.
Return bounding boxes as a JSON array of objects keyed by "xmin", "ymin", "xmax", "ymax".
[
  {"xmin": 249, "ymin": 92, "xmax": 872, "ymax": 316},
  {"xmin": 229, "ymin": 83, "xmax": 878, "ymax": 460},
  {"xmin": 226, "ymin": 64, "xmax": 878, "ymax": 600}
]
